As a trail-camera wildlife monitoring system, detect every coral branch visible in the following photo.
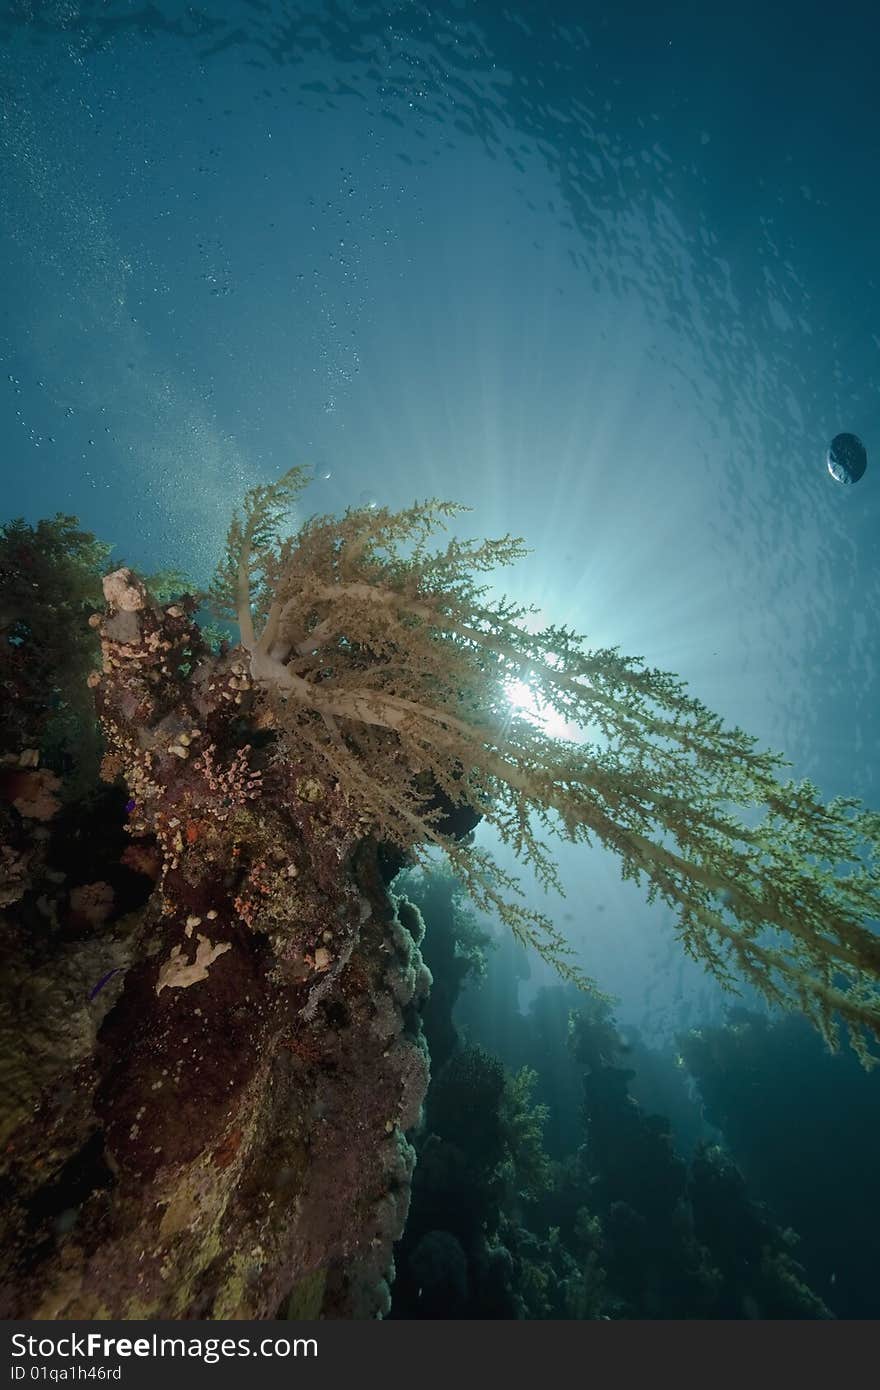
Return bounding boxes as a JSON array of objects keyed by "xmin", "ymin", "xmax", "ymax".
[{"xmin": 210, "ymin": 473, "xmax": 880, "ymax": 1058}]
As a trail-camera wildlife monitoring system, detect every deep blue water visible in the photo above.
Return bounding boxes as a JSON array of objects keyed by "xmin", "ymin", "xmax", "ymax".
[{"xmin": 2, "ymin": 0, "xmax": 878, "ymax": 1028}]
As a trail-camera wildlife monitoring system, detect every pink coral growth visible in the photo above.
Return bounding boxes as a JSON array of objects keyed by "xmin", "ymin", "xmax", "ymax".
[
  {"xmin": 69, "ymin": 880, "xmax": 115, "ymax": 927},
  {"xmin": 7, "ymin": 768, "xmax": 62, "ymax": 821},
  {"xmin": 121, "ymin": 842, "xmax": 161, "ymax": 880},
  {"xmin": 196, "ymin": 743, "xmax": 263, "ymax": 820}
]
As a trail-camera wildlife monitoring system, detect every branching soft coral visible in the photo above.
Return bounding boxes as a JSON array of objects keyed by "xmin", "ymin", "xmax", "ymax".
[{"xmin": 210, "ymin": 468, "xmax": 880, "ymax": 1059}]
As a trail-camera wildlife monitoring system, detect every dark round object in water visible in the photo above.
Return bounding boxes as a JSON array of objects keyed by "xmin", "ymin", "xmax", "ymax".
[{"xmin": 826, "ymin": 432, "xmax": 867, "ymax": 485}]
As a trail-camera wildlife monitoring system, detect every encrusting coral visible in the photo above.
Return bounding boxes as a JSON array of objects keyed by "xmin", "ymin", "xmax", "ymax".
[
  {"xmin": 210, "ymin": 468, "xmax": 880, "ymax": 1059},
  {"xmin": 1, "ymin": 519, "xmax": 435, "ymax": 1318}
]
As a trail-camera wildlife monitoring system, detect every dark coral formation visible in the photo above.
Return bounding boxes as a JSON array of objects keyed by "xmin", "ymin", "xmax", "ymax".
[
  {"xmin": 1, "ymin": 565, "xmax": 436, "ymax": 1318},
  {"xmin": 682, "ymin": 1009, "xmax": 880, "ymax": 1317},
  {"xmin": 392, "ymin": 931, "xmax": 834, "ymax": 1320}
]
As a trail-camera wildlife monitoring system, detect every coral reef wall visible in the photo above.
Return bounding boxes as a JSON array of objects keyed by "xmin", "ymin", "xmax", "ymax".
[{"xmin": 1, "ymin": 569, "xmax": 431, "ymax": 1318}]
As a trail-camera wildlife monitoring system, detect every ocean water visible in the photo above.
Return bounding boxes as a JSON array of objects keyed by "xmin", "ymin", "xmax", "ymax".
[{"xmin": 2, "ymin": 0, "xmax": 879, "ymax": 1320}]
